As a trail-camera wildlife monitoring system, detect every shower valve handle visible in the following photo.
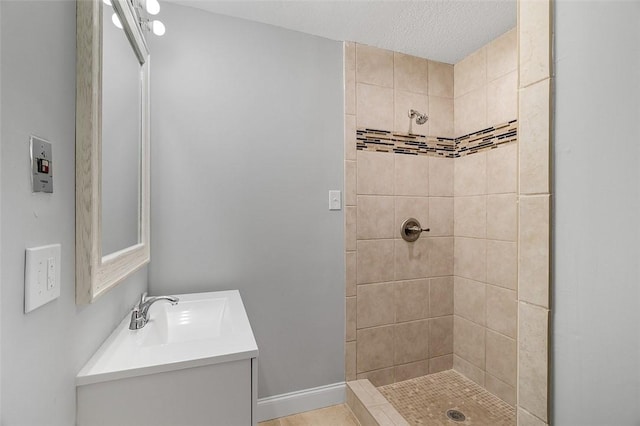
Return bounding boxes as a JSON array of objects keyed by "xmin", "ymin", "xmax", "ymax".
[
  {"xmin": 401, "ymin": 218, "xmax": 429, "ymax": 242},
  {"xmin": 407, "ymin": 225, "xmax": 430, "ymax": 234}
]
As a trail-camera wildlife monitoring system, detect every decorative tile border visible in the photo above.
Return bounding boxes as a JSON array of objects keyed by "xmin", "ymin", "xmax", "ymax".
[{"xmin": 356, "ymin": 120, "xmax": 517, "ymax": 158}]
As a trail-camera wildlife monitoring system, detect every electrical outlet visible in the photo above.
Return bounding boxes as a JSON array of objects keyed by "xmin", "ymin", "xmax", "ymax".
[{"xmin": 25, "ymin": 244, "xmax": 61, "ymax": 313}]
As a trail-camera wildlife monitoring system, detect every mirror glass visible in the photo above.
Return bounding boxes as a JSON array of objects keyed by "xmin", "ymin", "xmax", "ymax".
[{"xmin": 101, "ymin": 4, "xmax": 142, "ymax": 256}]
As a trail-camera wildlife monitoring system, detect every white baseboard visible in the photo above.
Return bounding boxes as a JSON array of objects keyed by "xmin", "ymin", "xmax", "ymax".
[{"xmin": 256, "ymin": 382, "xmax": 346, "ymax": 422}]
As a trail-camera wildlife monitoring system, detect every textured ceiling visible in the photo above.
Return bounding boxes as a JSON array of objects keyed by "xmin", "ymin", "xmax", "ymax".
[{"xmin": 167, "ymin": 0, "xmax": 516, "ymax": 64}]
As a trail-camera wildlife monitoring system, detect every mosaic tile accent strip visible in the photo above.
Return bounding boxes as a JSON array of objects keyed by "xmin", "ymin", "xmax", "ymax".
[
  {"xmin": 379, "ymin": 370, "xmax": 515, "ymax": 426},
  {"xmin": 357, "ymin": 120, "xmax": 517, "ymax": 158},
  {"xmin": 356, "ymin": 129, "xmax": 456, "ymax": 157}
]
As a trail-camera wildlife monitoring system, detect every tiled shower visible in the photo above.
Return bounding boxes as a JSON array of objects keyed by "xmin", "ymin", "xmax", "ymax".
[{"xmin": 344, "ymin": 28, "xmax": 518, "ymax": 407}]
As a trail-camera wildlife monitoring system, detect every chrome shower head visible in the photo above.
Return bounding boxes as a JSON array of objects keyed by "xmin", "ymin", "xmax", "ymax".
[{"xmin": 408, "ymin": 109, "xmax": 428, "ymax": 125}]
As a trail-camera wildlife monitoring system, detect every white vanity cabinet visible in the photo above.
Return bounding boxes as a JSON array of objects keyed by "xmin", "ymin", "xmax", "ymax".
[
  {"xmin": 76, "ymin": 291, "xmax": 258, "ymax": 426},
  {"xmin": 77, "ymin": 358, "xmax": 258, "ymax": 425}
]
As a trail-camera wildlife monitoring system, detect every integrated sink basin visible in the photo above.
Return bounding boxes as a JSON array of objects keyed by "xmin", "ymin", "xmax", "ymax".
[
  {"xmin": 77, "ymin": 290, "xmax": 258, "ymax": 385},
  {"xmin": 142, "ymin": 295, "xmax": 230, "ymax": 346}
]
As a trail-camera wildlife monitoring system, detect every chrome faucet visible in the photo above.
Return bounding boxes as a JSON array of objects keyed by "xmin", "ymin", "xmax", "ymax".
[{"xmin": 129, "ymin": 292, "xmax": 179, "ymax": 330}]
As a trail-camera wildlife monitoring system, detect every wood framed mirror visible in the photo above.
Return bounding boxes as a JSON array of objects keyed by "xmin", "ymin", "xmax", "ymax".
[{"xmin": 76, "ymin": 0, "xmax": 150, "ymax": 304}]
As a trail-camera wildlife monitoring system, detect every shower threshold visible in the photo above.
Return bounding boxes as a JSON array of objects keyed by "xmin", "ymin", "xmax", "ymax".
[{"xmin": 346, "ymin": 370, "xmax": 515, "ymax": 426}]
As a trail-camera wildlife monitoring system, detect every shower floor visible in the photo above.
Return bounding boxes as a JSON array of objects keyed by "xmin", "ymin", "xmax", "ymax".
[{"xmin": 378, "ymin": 370, "xmax": 515, "ymax": 426}]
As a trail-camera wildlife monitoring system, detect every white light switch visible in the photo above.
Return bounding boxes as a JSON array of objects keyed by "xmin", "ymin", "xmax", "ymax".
[
  {"xmin": 25, "ymin": 244, "xmax": 61, "ymax": 313},
  {"xmin": 329, "ymin": 190, "xmax": 342, "ymax": 211}
]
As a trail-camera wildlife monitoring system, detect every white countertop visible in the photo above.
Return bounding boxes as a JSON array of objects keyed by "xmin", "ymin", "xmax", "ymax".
[{"xmin": 77, "ymin": 290, "xmax": 258, "ymax": 386}]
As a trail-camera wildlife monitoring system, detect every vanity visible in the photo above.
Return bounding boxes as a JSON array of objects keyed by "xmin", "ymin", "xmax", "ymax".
[
  {"xmin": 74, "ymin": 2, "xmax": 257, "ymax": 424},
  {"xmin": 77, "ymin": 290, "xmax": 258, "ymax": 425}
]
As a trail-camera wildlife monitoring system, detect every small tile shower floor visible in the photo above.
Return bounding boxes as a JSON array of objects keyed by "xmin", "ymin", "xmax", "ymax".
[{"xmin": 378, "ymin": 370, "xmax": 515, "ymax": 426}]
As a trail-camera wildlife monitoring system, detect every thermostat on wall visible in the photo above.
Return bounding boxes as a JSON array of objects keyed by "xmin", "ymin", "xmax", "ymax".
[{"xmin": 30, "ymin": 136, "xmax": 53, "ymax": 193}]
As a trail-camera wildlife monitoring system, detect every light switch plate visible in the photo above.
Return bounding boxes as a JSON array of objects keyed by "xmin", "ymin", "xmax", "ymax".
[
  {"xmin": 25, "ymin": 244, "xmax": 61, "ymax": 313},
  {"xmin": 329, "ymin": 190, "xmax": 342, "ymax": 211}
]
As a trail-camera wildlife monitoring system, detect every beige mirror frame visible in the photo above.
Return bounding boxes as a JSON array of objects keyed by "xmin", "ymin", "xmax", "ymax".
[{"xmin": 76, "ymin": 0, "xmax": 150, "ymax": 304}]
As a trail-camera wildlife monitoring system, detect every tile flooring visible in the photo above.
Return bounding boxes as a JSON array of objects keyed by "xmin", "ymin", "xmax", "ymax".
[
  {"xmin": 258, "ymin": 404, "xmax": 359, "ymax": 426},
  {"xmin": 378, "ymin": 370, "xmax": 515, "ymax": 425}
]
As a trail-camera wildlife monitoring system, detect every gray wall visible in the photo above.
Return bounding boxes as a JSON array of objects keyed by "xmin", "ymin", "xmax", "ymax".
[
  {"xmin": 553, "ymin": 1, "xmax": 640, "ymax": 424},
  {"xmin": 0, "ymin": 2, "xmax": 147, "ymax": 424},
  {"xmin": 148, "ymin": 3, "xmax": 345, "ymax": 398}
]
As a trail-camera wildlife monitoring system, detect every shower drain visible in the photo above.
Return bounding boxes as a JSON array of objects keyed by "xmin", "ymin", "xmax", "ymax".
[{"xmin": 446, "ymin": 409, "xmax": 466, "ymax": 422}]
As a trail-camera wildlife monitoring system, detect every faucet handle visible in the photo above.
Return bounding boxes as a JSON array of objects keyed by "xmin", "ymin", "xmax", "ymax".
[{"xmin": 139, "ymin": 292, "xmax": 148, "ymax": 307}]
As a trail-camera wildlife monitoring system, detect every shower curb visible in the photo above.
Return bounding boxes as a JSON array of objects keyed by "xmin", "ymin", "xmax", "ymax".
[{"xmin": 345, "ymin": 380, "xmax": 409, "ymax": 426}]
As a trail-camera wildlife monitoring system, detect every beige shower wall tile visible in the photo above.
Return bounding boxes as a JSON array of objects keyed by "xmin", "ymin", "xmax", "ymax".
[
  {"xmin": 428, "ymin": 96, "xmax": 454, "ymax": 138},
  {"xmin": 487, "ymin": 142, "xmax": 517, "ymax": 194},
  {"xmin": 429, "ymin": 315, "xmax": 453, "ymax": 357},
  {"xmin": 345, "ymin": 114, "xmax": 357, "ymax": 161},
  {"xmin": 518, "ymin": 303, "xmax": 549, "ymax": 422},
  {"xmin": 345, "ymin": 42, "xmax": 356, "ymax": 115},
  {"xmin": 454, "ymin": 47, "xmax": 486, "ymax": 97},
  {"xmin": 430, "ymin": 276, "xmax": 453, "ymax": 317},
  {"xmin": 455, "ymin": 87, "xmax": 487, "ymax": 136},
  {"xmin": 357, "ymin": 367, "xmax": 395, "ymax": 387},
  {"xmin": 518, "ymin": 408, "xmax": 548, "ymax": 426},
  {"xmin": 357, "ymin": 325, "xmax": 395, "ymax": 373},
  {"xmin": 394, "ymin": 52, "xmax": 429, "ymax": 94},
  {"xmin": 345, "ymin": 160, "xmax": 356, "ymax": 206},
  {"xmin": 453, "ymin": 355, "xmax": 485, "ymax": 386},
  {"xmin": 519, "ymin": 0, "xmax": 551, "ymax": 87},
  {"xmin": 357, "ymin": 150, "xmax": 394, "ymax": 195},
  {"xmin": 429, "ymin": 237, "xmax": 454, "ymax": 277},
  {"xmin": 357, "ymin": 282, "xmax": 395, "ymax": 329},
  {"xmin": 454, "ymin": 277, "xmax": 486, "ymax": 325},
  {"xmin": 453, "ymin": 315, "xmax": 485, "ymax": 369},
  {"xmin": 429, "ymin": 157, "xmax": 453, "ymax": 196},
  {"xmin": 454, "ymin": 237, "xmax": 486, "ymax": 282},
  {"xmin": 487, "ymin": 193, "xmax": 517, "ymax": 241},
  {"xmin": 487, "ymin": 28, "xmax": 517, "ymax": 81},
  {"xmin": 357, "ymin": 239, "xmax": 395, "ymax": 284},
  {"xmin": 429, "ymin": 197, "xmax": 453, "ymax": 237},
  {"xmin": 346, "ymin": 341, "xmax": 357, "ymax": 381},
  {"xmin": 346, "ymin": 251, "xmax": 356, "ymax": 297},
  {"xmin": 395, "ymin": 238, "xmax": 430, "ymax": 281},
  {"xmin": 519, "ymin": 79, "xmax": 551, "ymax": 194},
  {"xmin": 395, "ymin": 197, "xmax": 429, "ymax": 238},
  {"xmin": 357, "ymin": 196, "xmax": 395, "ymax": 240},
  {"xmin": 428, "ymin": 61, "xmax": 454, "ymax": 98},
  {"xmin": 454, "ymin": 151, "xmax": 487, "ymax": 196},
  {"xmin": 356, "ymin": 44, "xmax": 394, "ymax": 87},
  {"xmin": 486, "ymin": 374, "xmax": 516, "ymax": 406},
  {"xmin": 429, "ymin": 354, "xmax": 453, "ymax": 374},
  {"xmin": 519, "ymin": 195, "xmax": 550, "ymax": 308},
  {"xmin": 487, "ymin": 240, "xmax": 517, "ymax": 290},
  {"xmin": 453, "ymin": 315, "xmax": 485, "ymax": 370},
  {"xmin": 394, "ymin": 279, "xmax": 429, "ymax": 323},
  {"xmin": 486, "ymin": 330, "xmax": 516, "ymax": 387},
  {"xmin": 395, "ymin": 360, "xmax": 429, "ymax": 382},
  {"xmin": 357, "ymin": 83, "xmax": 394, "ymax": 131},
  {"xmin": 346, "ymin": 206, "xmax": 357, "ymax": 251},
  {"xmin": 454, "ymin": 195, "xmax": 486, "ymax": 238},
  {"xmin": 487, "ymin": 71, "xmax": 518, "ymax": 126},
  {"xmin": 394, "ymin": 153, "xmax": 429, "ymax": 196},
  {"xmin": 394, "ymin": 320, "xmax": 429, "ymax": 364},
  {"xmin": 346, "ymin": 296, "xmax": 356, "ymax": 341},
  {"xmin": 486, "ymin": 285, "xmax": 517, "ymax": 338},
  {"xmin": 394, "ymin": 90, "xmax": 429, "ymax": 135}
]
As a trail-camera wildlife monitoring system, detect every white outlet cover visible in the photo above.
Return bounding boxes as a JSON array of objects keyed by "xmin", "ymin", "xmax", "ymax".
[{"xmin": 25, "ymin": 244, "xmax": 61, "ymax": 313}]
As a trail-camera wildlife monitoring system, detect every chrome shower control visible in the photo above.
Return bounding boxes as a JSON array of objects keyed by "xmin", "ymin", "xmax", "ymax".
[{"xmin": 401, "ymin": 218, "xmax": 429, "ymax": 242}]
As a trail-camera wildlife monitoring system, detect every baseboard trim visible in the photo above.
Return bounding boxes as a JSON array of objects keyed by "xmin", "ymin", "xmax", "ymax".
[{"xmin": 256, "ymin": 382, "xmax": 346, "ymax": 422}]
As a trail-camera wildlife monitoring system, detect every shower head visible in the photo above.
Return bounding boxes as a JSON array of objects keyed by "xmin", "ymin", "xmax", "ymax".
[{"xmin": 408, "ymin": 109, "xmax": 428, "ymax": 125}]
